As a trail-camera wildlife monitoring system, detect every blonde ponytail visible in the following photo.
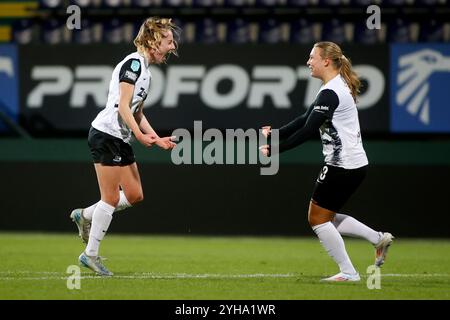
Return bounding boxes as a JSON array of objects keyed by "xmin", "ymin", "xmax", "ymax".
[
  {"xmin": 314, "ymin": 42, "xmax": 361, "ymax": 103},
  {"xmin": 339, "ymin": 54, "xmax": 361, "ymax": 102}
]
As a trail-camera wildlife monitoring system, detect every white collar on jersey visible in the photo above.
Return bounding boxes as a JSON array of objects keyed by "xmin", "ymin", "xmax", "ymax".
[{"xmin": 326, "ymin": 73, "xmax": 341, "ymax": 85}]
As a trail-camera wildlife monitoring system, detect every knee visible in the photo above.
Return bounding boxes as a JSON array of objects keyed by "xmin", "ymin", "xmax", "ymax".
[
  {"xmin": 127, "ymin": 191, "xmax": 144, "ymax": 205},
  {"xmin": 309, "ymin": 214, "xmax": 329, "ymax": 228},
  {"xmin": 308, "ymin": 206, "xmax": 317, "ymax": 227},
  {"xmin": 308, "ymin": 202, "xmax": 334, "ymax": 227},
  {"xmin": 134, "ymin": 192, "xmax": 144, "ymax": 204},
  {"xmin": 308, "ymin": 212, "xmax": 317, "ymax": 227}
]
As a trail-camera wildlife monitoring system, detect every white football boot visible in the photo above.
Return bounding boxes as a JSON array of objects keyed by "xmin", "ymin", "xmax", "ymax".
[
  {"xmin": 321, "ymin": 272, "xmax": 361, "ymax": 282},
  {"xmin": 79, "ymin": 252, "xmax": 113, "ymax": 276},
  {"xmin": 375, "ymin": 232, "xmax": 394, "ymax": 267},
  {"xmin": 70, "ymin": 208, "xmax": 91, "ymax": 244}
]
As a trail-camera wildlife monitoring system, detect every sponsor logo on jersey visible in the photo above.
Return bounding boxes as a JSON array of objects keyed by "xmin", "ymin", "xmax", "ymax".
[
  {"xmin": 124, "ymin": 70, "xmax": 137, "ymax": 82},
  {"xmin": 391, "ymin": 45, "xmax": 450, "ymax": 132},
  {"xmin": 313, "ymin": 105, "xmax": 330, "ymax": 112},
  {"xmin": 130, "ymin": 60, "xmax": 140, "ymax": 72}
]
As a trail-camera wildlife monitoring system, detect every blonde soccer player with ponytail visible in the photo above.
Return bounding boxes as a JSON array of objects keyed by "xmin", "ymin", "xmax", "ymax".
[
  {"xmin": 70, "ymin": 17, "xmax": 179, "ymax": 276},
  {"xmin": 260, "ymin": 42, "xmax": 393, "ymax": 282}
]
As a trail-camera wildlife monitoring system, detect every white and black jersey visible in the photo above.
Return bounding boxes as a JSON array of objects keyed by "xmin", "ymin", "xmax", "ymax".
[
  {"xmin": 92, "ymin": 52, "xmax": 151, "ymax": 144},
  {"xmin": 276, "ymin": 74, "xmax": 368, "ymax": 169}
]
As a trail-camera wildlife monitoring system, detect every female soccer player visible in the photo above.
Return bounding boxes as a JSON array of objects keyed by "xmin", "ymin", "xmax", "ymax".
[
  {"xmin": 70, "ymin": 17, "xmax": 179, "ymax": 276},
  {"xmin": 260, "ymin": 42, "xmax": 393, "ymax": 282}
]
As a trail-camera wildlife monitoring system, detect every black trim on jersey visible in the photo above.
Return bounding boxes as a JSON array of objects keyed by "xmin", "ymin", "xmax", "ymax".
[
  {"xmin": 312, "ymin": 89, "xmax": 339, "ymax": 119},
  {"xmin": 119, "ymin": 59, "xmax": 142, "ymax": 85},
  {"xmin": 271, "ymin": 89, "xmax": 340, "ymax": 154},
  {"xmin": 278, "ymin": 105, "xmax": 314, "ymax": 140},
  {"xmin": 277, "ymin": 110, "xmax": 327, "ymax": 153}
]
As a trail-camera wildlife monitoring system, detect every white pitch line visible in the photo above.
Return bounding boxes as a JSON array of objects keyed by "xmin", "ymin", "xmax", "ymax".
[
  {"xmin": 0, "ymin": 271, "xmax": 60, "ymax": 275},
  {"xmin": 0, "ymin": 272, "xmax": 448, "ymax": 281},
  {"xmin": 0, "ymin": 273, "xmax": 296, "ymax": 281}
]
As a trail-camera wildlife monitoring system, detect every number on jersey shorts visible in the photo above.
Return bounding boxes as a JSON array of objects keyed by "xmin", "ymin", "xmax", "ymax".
[
  {"xmin": 318, "ymin": 165, "xmax": 329, "ymax": 182},
  {"xmin": 312, "ymin": 164, "xmax": 368, "ymax": 212}
]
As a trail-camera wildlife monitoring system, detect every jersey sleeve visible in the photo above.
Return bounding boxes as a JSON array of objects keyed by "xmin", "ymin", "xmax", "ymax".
[
  {"xmin": 275, "ymin": 110, "xmax": 327, "ymax": 154},
  {"xmin": 268, "ymin": 90, "xmax": 339, "ymax": 155},
  {"xmin": 311, "ymin": 89, "xmax": 339, "ymax": 119},
  {"xmin": 278, "ymin": 104, "xmax": 314, "ymax": 140},
  {"xmin": 118, "ymin": 58, "xmax": 142, "ymax": 85}
]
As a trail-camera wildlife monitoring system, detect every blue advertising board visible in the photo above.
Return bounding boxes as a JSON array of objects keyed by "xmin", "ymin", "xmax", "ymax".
[
  {"xmin": 0, "ymin": 44, "xmax": 19, "ymax": 132},
  {"xmin": 391, "ymin": 44, "xmax": 450, "ymax": 133}
]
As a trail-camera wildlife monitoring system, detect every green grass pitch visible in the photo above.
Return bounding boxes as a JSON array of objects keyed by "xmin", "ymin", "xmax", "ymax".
[{"xmin": 0, "ymin": 233, "xmax": 449, "ymax": 300}]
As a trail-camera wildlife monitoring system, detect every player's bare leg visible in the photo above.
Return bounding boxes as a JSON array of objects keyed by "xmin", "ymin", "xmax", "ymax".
[
  {"xmin": 80, "ymin": 164, "xmax": 120, "ymax": 276},
  {"xmin": 70, "ymin": 163, "xmax": 142, "ymax": 243},
  {"xmin": 119, "ymin": 163, "xmax": 144, "ymax": 205}
]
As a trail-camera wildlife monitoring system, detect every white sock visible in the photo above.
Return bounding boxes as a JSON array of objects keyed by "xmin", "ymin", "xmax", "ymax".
[
  {"xmin": 115, "ymin": 190, "xmax": 131, "ymax": 212},
  {"xmin": 312, "ymin": 222, "xmax": 358, "ymax": 275},
  {"xmin": 85, "ymin": 200, "xmax": 114, "ymax": 257},
  {"xmin": 82, "ymin": 203, "xmax": 97, "ymax": 220},
  {"xmin": 332, "ymin": 213, "xmax": 381, "ymax": 245},
  {"xmin": 83, "ymin": 191, "xmax": 132, "ymax": 220}
]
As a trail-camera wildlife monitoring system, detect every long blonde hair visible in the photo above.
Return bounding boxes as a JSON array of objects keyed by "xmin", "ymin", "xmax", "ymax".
[
  {"xmin": 314, "ymin": 41, "xmax": 361, "ymax": 102},
  {"xmin": 134, "ymin": 17, "xmax": 180, "ymax": 61}
]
